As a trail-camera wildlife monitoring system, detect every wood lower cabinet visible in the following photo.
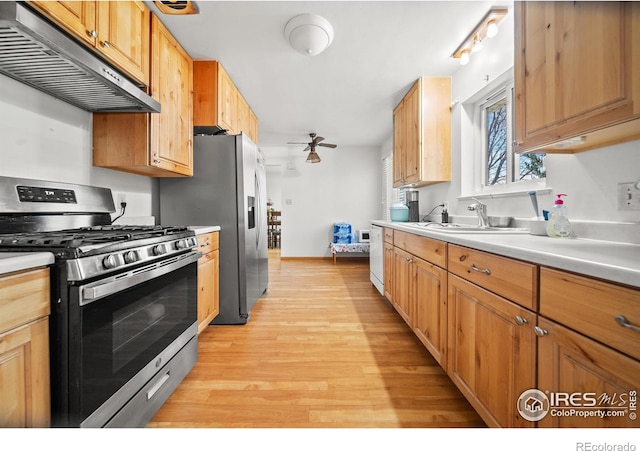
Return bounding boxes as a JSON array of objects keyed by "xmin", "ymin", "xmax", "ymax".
[
  {"xmin": 447, "ymin": 274, "xmax": 536, "ymax": 428},
  {"xmin": 413, "ymin": 257, "xmax": 447, "ymax": 368},
  {"xmin": 392, "ymin": 247, "xmax": 413, "ymax": 326},
  {"xmin": 196, "ymin": 232, "xmax": 220, "ymax": 334},
  {"xmin": 390, "ymin": 232, "xmax": 448, "ymax": 368},
  {"xmin": 28, "ymin": 1, "xmax": 151, "ymax": 86},
  {"xmin": 514, "ymin": 1, "xmax": 640, "ymax": 153},
  {"xmin": 536, "ymin": 317, "xmax": 640, "ymax": 427},
  {"xmin": 393, "ymin": 77, "xmax": 451, "ymax": 187},
  {"xmin": 93, "ymin": 14, "xmax": 193, "ymax": 177},
  {"xmin": 0, "ymin": 268, "xmax": 51, "ymax": 428},
  {"xmin": 383, "ymin": 241, "xmax": 394, "ymax": 301}
]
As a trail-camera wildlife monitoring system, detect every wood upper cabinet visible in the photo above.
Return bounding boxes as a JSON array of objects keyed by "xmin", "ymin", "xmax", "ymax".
[
  {"xmin": 28, "ymin": 1, "xmax": 151, "ymax": 86},
  {"xmin": 0, "ymin": 268, "xmax": 51, "ymax": 428},
  {"xmin": 93, "ymin": 14, "xmax": 193, "ymax": 177},
  {"xmin": 514, "ymin": 1, "xmax": 640, "ymax": 153},
  {"xmin": 393, "ymin": 77, "xmax": 451, "ymax": 188},
  {"xmin": 193, "ymin": 61, "xmax": 259, "ymax": 144},
  {"xmin": 447, "ymin": 274, "xmax": 536, "ymax": 428},
  {"xmin": 196, "ymin": 232, "xmax": 220, "ymax": 334}
]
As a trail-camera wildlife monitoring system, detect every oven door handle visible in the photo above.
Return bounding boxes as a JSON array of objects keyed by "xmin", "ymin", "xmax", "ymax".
[{"xmin": 80, "ymin": 250, "xmax": 202, "ymax": 306}]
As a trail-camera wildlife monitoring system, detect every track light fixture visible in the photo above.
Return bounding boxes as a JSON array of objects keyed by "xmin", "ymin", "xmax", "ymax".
[{"xmin": 452, "ymin": 8, "xmax": 507, "ymax": 65}]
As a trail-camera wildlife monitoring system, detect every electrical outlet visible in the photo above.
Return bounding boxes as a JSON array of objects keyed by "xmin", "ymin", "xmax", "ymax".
[
  {"xmin": 117, "ymin": 193, "xmax": 127, "ymax": 206},
  {"xmin": 617, "ymin": 182, "xmax": 640, "ymax": 211}
]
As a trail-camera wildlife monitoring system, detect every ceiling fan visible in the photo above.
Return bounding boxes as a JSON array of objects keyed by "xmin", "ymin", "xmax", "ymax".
[{"xmin": 288, "ymin": 133, "xmax": 337, "ymax": 163}]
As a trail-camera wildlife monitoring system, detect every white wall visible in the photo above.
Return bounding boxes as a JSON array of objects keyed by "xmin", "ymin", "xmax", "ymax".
[
  {"xmin": 412, "ymin": 9, "xmax": 640, "ymax": 224},
  {"xmin": 262, "ymin": 145, "xmax": 380, "ymax": 257},
  {"xmin": 0, "ymin": 74, "xmax": 156, "ymax": 222}
]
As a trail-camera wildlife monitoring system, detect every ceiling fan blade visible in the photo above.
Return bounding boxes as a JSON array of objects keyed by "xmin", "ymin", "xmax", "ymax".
[
  {"xmin": 287, "ymin": 141, "xmax": 309, "ymax": 145},
  {"xmin": 302, "ymin": 145, "xmax": 311, "ymax": 152},
  {"xmin": 318, "ymin": 143, "xmax": 337, "ymax": 148},
  {"xmin": 312, "ymin": 136, "xmax": 325, "ymax": 145}
]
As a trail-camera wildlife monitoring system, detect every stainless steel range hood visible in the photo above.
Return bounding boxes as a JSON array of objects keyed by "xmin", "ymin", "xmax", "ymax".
[{"xmin": 0, "ymin": 2, "xmax": 160, "ymax": 113}]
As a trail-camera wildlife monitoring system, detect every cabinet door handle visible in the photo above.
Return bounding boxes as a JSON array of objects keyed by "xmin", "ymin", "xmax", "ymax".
[
  {"xmin": 406, "ymin": 257, "xmax": 413, "ymax": 263},
  {"xmin": 515, "ymin": 315, "xmax": 528, "ymax": 325},
  {"xmin": 615, "ymin": 315, "xmax": 640, "ymax": 334},
  {"xmin": 101, "ymin": 40, "xmax": 111, "ymax": 48},
  {"xmin": 534, "ymin": 326, "xmax": 548, "ymax": 337},
  {"xmin": 87, "ymin": 29, "xmax": 98, "ymax": 38},
  {"xmin": 470, "ymin": 263, "xmax": 491, "ymax": 275}
]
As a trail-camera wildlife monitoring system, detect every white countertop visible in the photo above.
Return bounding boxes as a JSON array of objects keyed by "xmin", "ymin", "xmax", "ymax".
[
  {"xmin": 372, "ymin": 220, "xmax": 640, "ymax": 289},
  {"xmin": 0, "ymin": 252, "xmax": 55, "ymax": 276},
  {"xmin": 189, "ymin": 226, "xmax": 221, "ymax": 235}
]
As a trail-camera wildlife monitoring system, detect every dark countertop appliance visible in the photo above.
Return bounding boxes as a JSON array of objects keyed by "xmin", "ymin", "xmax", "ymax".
[{"xmin": 0, "ymin": 176, "xmax": 200, "ymax": 427}]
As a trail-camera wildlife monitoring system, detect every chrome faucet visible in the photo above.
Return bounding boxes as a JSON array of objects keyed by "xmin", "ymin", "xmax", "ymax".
[{"xmin": 468, "ymin": 198, "xmax": 489, "ymax": 228}]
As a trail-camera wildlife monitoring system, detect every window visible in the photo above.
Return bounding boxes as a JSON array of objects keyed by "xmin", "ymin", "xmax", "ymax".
[
  {"xmin": 382, "ymin": 153, "xmax": 405, "ymax": 220},
  {"xmin": 477, "ymin": 81, "xmax": 545, "ymax": 192}
]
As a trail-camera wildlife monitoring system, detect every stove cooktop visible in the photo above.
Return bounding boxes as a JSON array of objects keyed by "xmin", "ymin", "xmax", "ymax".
[{"xmin": 0, "ymin": 225, "xmax": 194, "ymax": 259}]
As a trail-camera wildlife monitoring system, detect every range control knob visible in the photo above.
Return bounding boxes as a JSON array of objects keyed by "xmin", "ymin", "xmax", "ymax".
[
  {"xmin": 175, "ymin": 239, "xmax": 190, "ymax": 250},
  {"xmin": 123, "ymin": 251, "xmax": 139, "ymax": 264},
  {"xmin": 152, "ymin": 244, "xmax": 167, "ymax": 256},
  {"xmin": 102, "ymin": 254, "xmax": 121, "ymax": 270}
]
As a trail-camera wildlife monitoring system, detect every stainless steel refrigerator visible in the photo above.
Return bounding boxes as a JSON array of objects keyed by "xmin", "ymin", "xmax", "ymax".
[{"xmin": 159, "ymin": 133, "xmax": 268, "ymax": 325}]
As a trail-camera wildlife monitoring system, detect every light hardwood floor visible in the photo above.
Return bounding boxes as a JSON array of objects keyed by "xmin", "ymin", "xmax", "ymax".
[{"xmin": 148, "ymin": 250, "xmax": 485, "ymax": 428}]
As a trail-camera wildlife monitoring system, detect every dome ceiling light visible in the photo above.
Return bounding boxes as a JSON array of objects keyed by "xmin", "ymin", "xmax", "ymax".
[{"xmin": 284, "ymin": 14, "xmax": 334, "ymax": 56}]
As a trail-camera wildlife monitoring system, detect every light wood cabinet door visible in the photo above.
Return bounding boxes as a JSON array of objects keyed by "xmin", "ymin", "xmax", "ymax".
[
  {"xmin": 218, "ymin": 64, "xmax": 237, "ymax": 133},
  {"xmin": 0, "ymin": 318, "xmax": 50, "ymax": 428},
  {"xmin": 392, "ymin": 247, "xmax": 413, "ymax": 326},
  {"xmin": 93, "ymin": 14, "xmax": 193, "ymax": 177},
  {"xmin": 514, "ymin": 1, "xmax": 640, "ymax": 153},
  {"xmin": 392, "ymin": 102, "xmax": 405, "ymax": 187},
  {"xmin": 392, "ymin": 77, "xmax": 451, "ymax": 187},
  {"xmin": 29, "ymin": 1, "xmax": 150, "ymax": 86},
  {"xmin": 383, "ymin": 241, "xmax": 394, "ymax": 301},
  {"xmin": 413, "ymin": 257, "xmax": 447, "ymax": 369},
  {"xmin": 403, "ymin": 81, "xmax": 421, "ymax": 185},
  {"xmin": 447, "ymin": 274, "xmax": 536, "ymax": 428},
  {"xmin": 28, "ymin": 1, "xmax": 96, "ymax": 46},
  {"xmin": 197, "ymin": 249, "xmax": 220, "ymax": 334},
  {"xmin": 537, "ymin": 317, "xmax": 640, "ymax": 428},
  {"xmin": 95, "ymin": 1, "xmax": 150, "ymax": 86},
  {"xmin": 150, "ymin": 14, "xmax": 193, "ymax": 176}
]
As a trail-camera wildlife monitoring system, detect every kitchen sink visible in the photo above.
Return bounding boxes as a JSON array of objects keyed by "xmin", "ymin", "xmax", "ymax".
[{"xmin": 407, "ymin": 223, "xmax": 530, "ymax": 234}]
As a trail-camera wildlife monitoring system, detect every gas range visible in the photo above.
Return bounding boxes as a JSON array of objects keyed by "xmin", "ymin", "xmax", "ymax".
[
  {"xmin": 0, "ymin": 224, "xmax": 198, "ymax": 280},
  {"xmin": 0, "ymin": 176, "xmax": 200, "ymax": 427}
]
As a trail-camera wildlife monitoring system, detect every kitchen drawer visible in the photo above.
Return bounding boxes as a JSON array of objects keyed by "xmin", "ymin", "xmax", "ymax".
[
  {"xmin": 393, "ymin": 230, "xmax": 446, "ymax": 268},
  {"xmin": 384, "ymin": 227, "xmax": 394, "ymax": 244},
  {"xmin": 448, "ymin": 244, "xmax": 537, "ymax": 310},
  {"xmin": 0, "ymin": 268, "xmax": 50, "ymax": 335},
  {"xmin": 540, "ymin": 267, "xmax": 640, "ymax": 361},
  {"xmin": 196, "ymin": 231, "xmax": 219, "ymax": 255}
]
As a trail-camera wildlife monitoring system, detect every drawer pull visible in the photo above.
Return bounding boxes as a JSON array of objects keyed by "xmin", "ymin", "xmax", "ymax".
[
  {"xmin": 200, "ymin": 241, "xmax": 210, "ymax": 247},
  {"xmin": 534, "ymin": 326, "xmax": 548, "ymax": 337},
  {"xmin": 515, "ymin": 316, "xmax": 528, "ymax": 325},
  {"xmin": 615, "ymin": 315, "xmax": 640, "ymax": 334},
  {"xmin": 470, "ymin": 263, "xmax": 491, "ymax": 275}
]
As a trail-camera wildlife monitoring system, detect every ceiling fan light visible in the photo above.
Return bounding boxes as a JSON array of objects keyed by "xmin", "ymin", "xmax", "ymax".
[
  {"xmin": 306, "ymin": 151, "xmax": 321, "ymax": 163},
  {"xmin": 284, "ymin": 14, "xmax": 334, "ymax": 56}
]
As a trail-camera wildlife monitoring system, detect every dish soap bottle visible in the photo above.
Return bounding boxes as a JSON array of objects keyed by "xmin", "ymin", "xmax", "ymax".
[{"xmin": 546, "ymin": 194, "xmax": 572, "ymax": 238}]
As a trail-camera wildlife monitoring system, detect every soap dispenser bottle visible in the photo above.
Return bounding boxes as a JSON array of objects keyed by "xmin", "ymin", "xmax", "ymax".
[{"xmin": 546, "ymin": 194, "xmax": 572, "ymax": 238}]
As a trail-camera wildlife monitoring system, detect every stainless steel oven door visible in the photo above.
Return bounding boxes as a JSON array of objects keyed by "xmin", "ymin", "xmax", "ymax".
[{"xmin": 67, "ymin": 250, "xmax": 200, "ymax": 427}]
